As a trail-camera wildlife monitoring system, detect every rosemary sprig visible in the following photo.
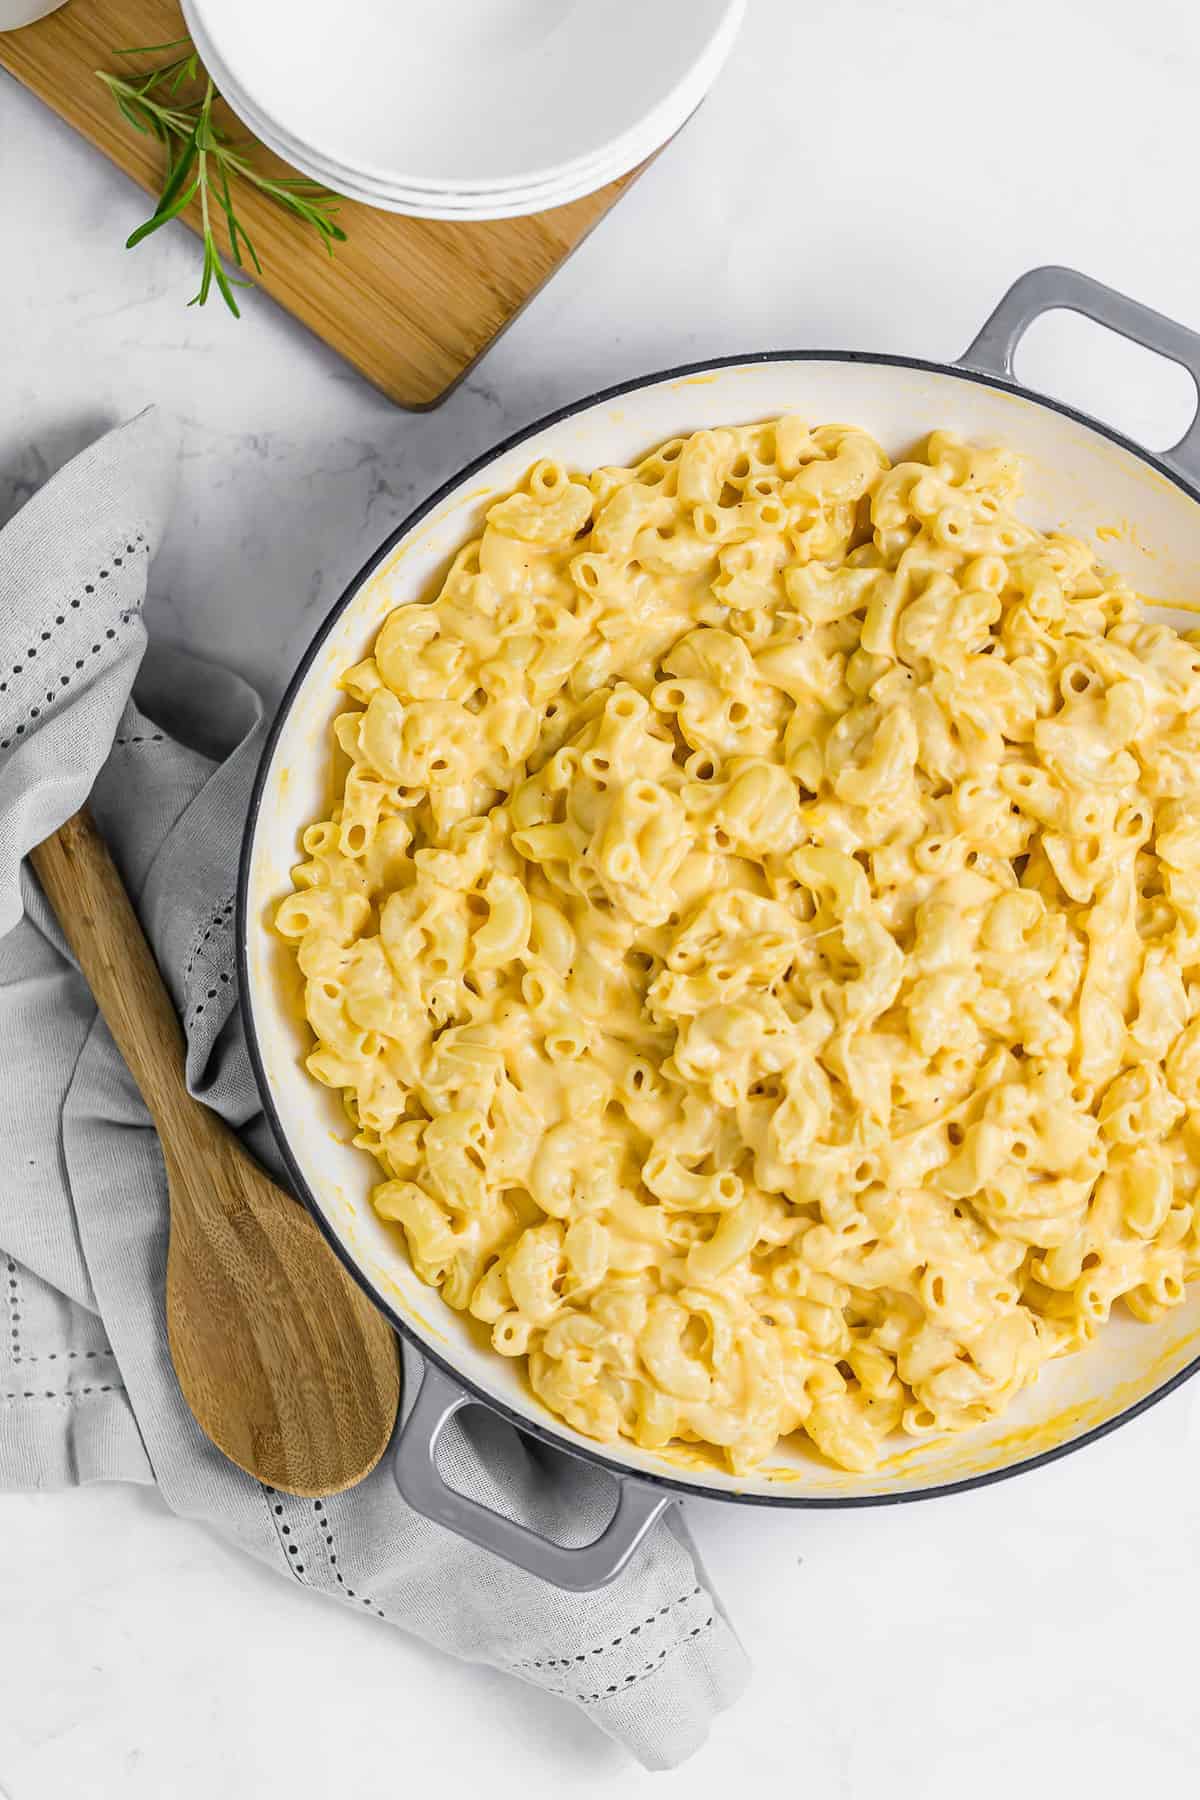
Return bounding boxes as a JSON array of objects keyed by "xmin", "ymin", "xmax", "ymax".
[{"xmin": 97, "ymin": 39, "xmax": 346, "ymax": 318}]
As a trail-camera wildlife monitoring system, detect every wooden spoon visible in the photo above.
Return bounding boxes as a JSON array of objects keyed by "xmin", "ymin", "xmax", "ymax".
[{"xmin": 30, "ymin": 807, "xmax": 401, "ymax": 1496}]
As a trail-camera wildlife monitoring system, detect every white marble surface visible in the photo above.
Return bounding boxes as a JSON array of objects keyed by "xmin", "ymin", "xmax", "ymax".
[{"xmin": 2, "ymin": 0, "xmax": 1200, "ymax": 1793}]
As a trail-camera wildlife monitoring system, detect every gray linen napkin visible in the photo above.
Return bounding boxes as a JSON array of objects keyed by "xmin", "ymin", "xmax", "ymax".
[{"xmin": 0, "ymin": 409, "xmax": 750, "ymax": 1769}]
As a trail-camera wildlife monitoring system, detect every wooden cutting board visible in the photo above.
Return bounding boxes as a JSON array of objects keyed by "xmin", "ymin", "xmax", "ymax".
[{"xmin": 0, "ymin": 0, "xmax": 645, "ymax": 408}]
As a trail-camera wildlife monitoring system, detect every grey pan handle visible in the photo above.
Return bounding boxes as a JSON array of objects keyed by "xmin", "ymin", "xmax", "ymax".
[
  {"xmin": 959, "ymin": 263, "xmax": 1200, "ymax": 484},
  {"xmin": 393, "ymin": 1360, "xmax": 671, "ymax": 1591}
]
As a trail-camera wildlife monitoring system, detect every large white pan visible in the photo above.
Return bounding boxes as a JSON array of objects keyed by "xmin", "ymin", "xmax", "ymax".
[{"xmin": 239, "ymin": 266, "xmax": 1200, "ymax": 1588}]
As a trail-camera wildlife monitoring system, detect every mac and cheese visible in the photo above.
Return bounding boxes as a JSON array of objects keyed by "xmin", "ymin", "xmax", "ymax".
[{"xmin": 278, "ymin": 419, "xmax": 1200, "ymax": 1473}]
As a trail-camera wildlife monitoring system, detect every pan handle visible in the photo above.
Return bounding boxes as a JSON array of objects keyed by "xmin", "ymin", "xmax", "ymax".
[
  {"xmin": 393, "ymin": 1359, "xmax": 671, "ymax": 1591},
  {"xmin": 959, "ymin": 264, "xmax": 1200, "ymax": 484}
]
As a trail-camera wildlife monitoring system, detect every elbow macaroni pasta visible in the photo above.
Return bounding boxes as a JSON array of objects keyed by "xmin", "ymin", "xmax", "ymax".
[{"xmin": 277, "ymin": 419, "xmax": 1200, "ymax": 1474}]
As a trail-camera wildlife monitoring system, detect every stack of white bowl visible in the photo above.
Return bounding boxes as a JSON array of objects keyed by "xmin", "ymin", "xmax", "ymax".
[{"xmin": 180, "ymin": 0, "xmax": 746, "ymax": 221}]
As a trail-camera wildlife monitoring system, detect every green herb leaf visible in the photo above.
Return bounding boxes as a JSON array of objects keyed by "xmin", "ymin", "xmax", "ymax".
[
  {"xmin": 125, "ymin": 179, "xmax": 200, "ymax": 247},
  {"xmin": 115, "ymin": 37, "xmax": 192, "ymax": 55}
]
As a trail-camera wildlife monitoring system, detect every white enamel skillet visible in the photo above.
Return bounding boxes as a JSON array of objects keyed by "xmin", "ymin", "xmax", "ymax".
[{"xmin": 239, "ymin": 266, "xmax": 1200, "ymax": 1588}]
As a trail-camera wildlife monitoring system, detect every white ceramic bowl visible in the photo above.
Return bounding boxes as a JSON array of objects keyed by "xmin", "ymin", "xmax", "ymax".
[
  {"xmin": 184, "ymin": 0, "xmax": 744, "ymax": 201},
  {"xmin": 200, "ymin": 79, "xmax": 704, "ymax": 221},
  {"xmin": 185, "ymin": 2, "xmax": 629, "ymax": 212},
  {"xmin": 0, "ymin": 0, "xmax": 67, "ymax": 27},
  {"xmin": 186, "ymin": 0, "xmax": 741, "ymax": 220},
  {"xmin": 192, "ymin": 54, "xmax": 699, "ymax": 222},
  {"xmin": 193, "ymin": 2, "xmax": 738, "ymax": 199},
  {"xmin": 240, "ymin": 267, "xmax": 1200, "ymax": 1585}
]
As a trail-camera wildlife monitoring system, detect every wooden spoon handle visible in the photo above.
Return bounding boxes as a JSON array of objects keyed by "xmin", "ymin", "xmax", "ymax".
[
  {"xmin": 30, "ymin": 806, "xmax": 401, "ymax": 1497},
  {"xmin": 29, "ymin": 807, "xmax": 192, "ymax": 1138}
]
